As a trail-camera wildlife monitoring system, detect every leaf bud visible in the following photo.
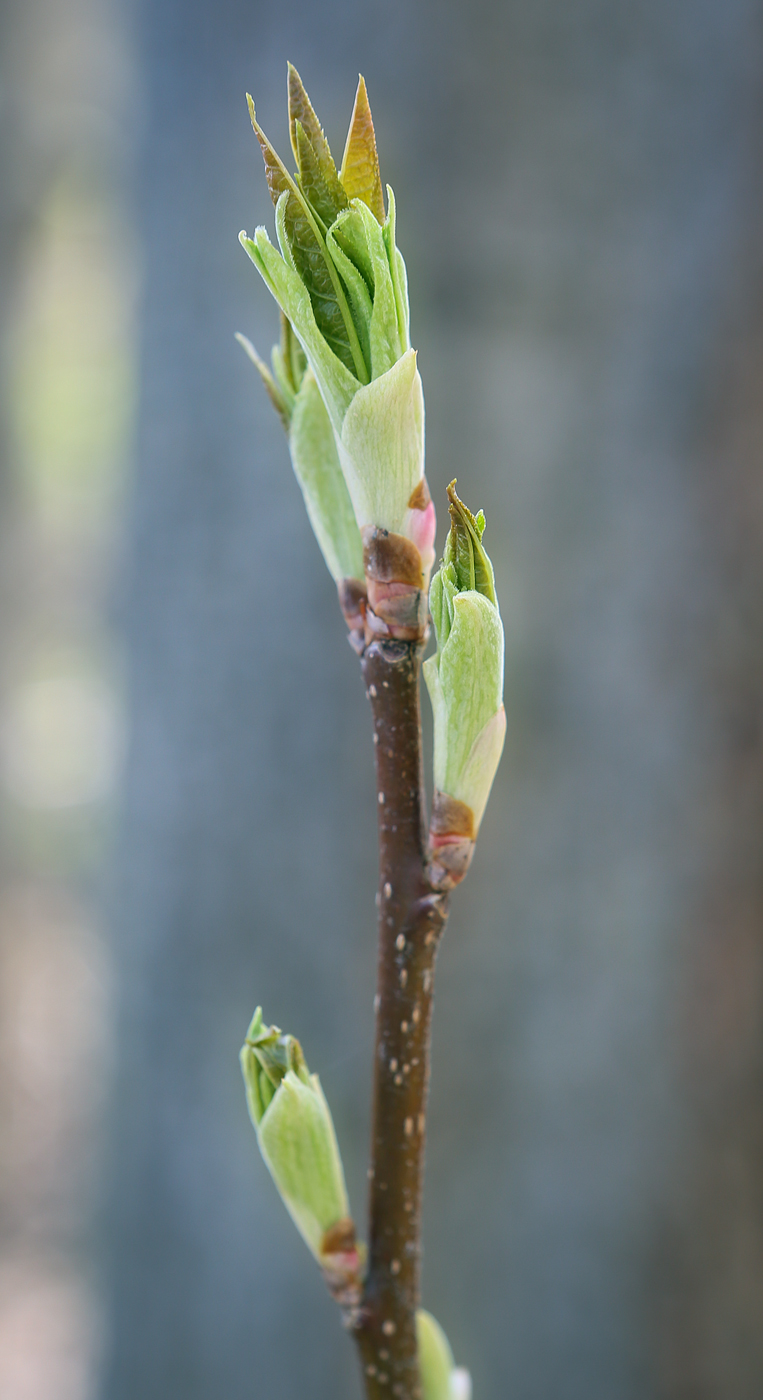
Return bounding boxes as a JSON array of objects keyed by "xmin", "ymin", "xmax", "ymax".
[
  {"xmin": 424, "ymin": 482, "xmax": 506, "ymax": 887},
  {"xmin": 417, "ymin": 1309, "xmax": 472, "ymax": 1400},
  {"xmin": 240, "ymin": 1008, "xmax": 362, "ymax": 1303},
  {"xmin": 239, "ymin": 66, "xmax": 436, "ymax": 639}
]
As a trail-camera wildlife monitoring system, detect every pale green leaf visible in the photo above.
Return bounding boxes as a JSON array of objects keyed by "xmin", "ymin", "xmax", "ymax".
[
  {"xmin": 257, "ymin": 1070, "xmax": 350, "ymax": 1261},
  {"xmin": 337, "ymin": 347, "xmax": 424, "ymax": 533},
  {"xmin": 417, "ymin": 1311, "xmax": 455, "ymax": 1400},
  {"xmin": 325, "ymin": 223, "xmax": 373, "ymax": 376},
  {"xmin": 348, "ymin": 198, "xmax": 402, "ymax": 378},
  {"xmin": 425, "ymin": 590, "xmax": 504, "ymax": 815},
  {"xmin": 289, "ymin": 371, "xmax": 364, "ymax": 583},
  {"xmin": 239, "ymin": 227, "xmax": 358, "ymax": 432},
  {"xmin": 383, "ymin": 186, "xmax": 411, "ymax": 350}
]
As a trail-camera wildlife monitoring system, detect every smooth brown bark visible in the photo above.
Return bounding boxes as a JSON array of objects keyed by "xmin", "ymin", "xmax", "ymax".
[{"xmin": 351, "ymin": 639, "xmax": 449, "ymax": 1400}]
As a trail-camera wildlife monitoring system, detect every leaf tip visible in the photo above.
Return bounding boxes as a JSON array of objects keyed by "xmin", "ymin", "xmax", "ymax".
[
  {"xmin": 340, "ymin": 74, "xmax": 385, "ymax": 223},
  {"xmin": 235, "ymin": 333, "xmax": 291, "ymax": 431},
  {"xmin": 234, "ymin": 330, "xmax": 262, "ymax": 366},
  {"xmin": 287, "ymin": 61, "xmax": 334, "ymax": 174}
]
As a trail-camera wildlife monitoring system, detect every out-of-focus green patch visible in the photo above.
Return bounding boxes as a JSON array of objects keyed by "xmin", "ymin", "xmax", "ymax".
[
  {"xmin": 1, "ymin": 166, "xmax": 134, "ymax": 878},
  {"xmin": 0, "ymin": 638, "xmax": 126, "ymax": 876},
  {"xmin": 6, "ymin": 175, "xmax": 135, "ymax": 533}
]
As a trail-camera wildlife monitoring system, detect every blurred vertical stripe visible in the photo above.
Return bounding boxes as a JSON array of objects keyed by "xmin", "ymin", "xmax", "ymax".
[{"xmin": 0, "ymin": 0, "xmax": 135, "ymax": 1396}]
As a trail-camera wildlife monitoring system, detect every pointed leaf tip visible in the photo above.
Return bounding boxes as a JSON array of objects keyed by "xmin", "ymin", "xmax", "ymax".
[
  {"xmin": 287, "ymin": 67, "xmax": 348, "ymax": 224},
  {"xmin": 245, "ymin": 1005, "xmax": 264, "ymax": 1043},
  {"xmin": 340, "ymin": 74, "xmax": 385, "ymax": 224},
  {"xmin": 235, "ymin": 333, "xmax": 291, "ymax": 433},
  {"xmin": 444, "ymin": 480, "xmax": 497, "ymax": 605},
  {"xmin": 447, "ymin": 478, "xmax": 485, "ymax": 538},
  {"xmin": 287, "ymin": 63, "xmax": 333, "ymax": 171},
  {"xmin": 247, "ymin": 98, "xmax": 292, "ymax": 209}
]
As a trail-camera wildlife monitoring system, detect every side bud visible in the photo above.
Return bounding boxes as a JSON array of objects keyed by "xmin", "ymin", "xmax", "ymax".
[
  {"xmin": 240, "ymin": 1007, "xmax": 363, "ymax": 1305},
  {"xmin": 417, "ymin": 1310, "xmax": 472, "ymax": 1400},
  {"xmin": 424, "ymin": 482, "xmax": 506, "ymax": 888}
]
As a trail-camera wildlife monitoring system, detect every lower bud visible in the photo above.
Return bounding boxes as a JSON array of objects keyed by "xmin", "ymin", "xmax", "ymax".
[
  {"xmin": 240, "ymin": 1008, "xmax": 363, "ymax": 1305},
  {"xmin": 417, "ymin": 1309, "xmax": 472, "ymax": 1400}
]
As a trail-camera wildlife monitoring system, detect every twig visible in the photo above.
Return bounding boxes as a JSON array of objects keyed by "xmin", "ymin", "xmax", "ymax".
[{"xmin": 352, "ymin": 639, "xmax": 449, "ymax": 1400}]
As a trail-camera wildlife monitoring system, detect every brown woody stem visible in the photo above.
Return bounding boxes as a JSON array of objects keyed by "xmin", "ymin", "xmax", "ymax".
[{"xmin": 351, "ymin": 639, "xmax": 449, "ymax": 1400}]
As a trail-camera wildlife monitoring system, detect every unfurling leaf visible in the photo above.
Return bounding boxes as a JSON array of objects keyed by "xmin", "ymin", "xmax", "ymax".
[
  {"xmin": 280, "ymin": 189, "xmax": 362, "ymax": 375},
  {"xmin": 340, "ymin": 75, "xmax": 385, "ymax": 224},
  {"xmin": 247, "ymin": 93, "xmax": 292, "ymax": 207},
  {"xmin": 295, "ymin": 121, "xmax": 348, "ymax": 231},
  {"xmin": 287, "ymin": 62, "xmax": 335, "ymax": 176},
  {"xmin": 273, "ymin": 311, "xmax": 306, "ymax": 399},
  {"xmin": 445, "ymin": 480, "xmax": 496, "ymax": 604},
  {"xmin": 248, "ymin": 97, "xmax": 367, "ymax": 381}
]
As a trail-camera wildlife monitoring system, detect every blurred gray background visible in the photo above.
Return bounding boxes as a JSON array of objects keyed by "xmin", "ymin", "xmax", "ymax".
[{"xmin": 2, "ymin": 1, "xmax": 763, "ymax": 1398}]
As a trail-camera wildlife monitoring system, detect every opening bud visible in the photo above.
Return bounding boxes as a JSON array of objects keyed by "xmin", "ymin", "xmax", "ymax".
[
  {"xmin": 240, "ymin": 1008, "xmax": 363, "ymax": 1304},
  {"xmin": 424, "ymin": 482, "xmax": 506, "ymax": 888},
  {"xmin": 417, "ymin": 1309, "xmax": 472, "ymax": 1400},
  {"xmin": 239, "ymin": 66, "xmax": 436, "ymax": 641}
]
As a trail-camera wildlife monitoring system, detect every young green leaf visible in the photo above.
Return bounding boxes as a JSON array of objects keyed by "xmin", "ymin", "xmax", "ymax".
[
  {"xmin": 445, "ymin": 480, "xmax": 497, "ymax": 605},
  {"xmin": 383, "ymin": 186, "xmax": 410, "ymax": 350},
  {"xmin": 330, "ymin": 203, "xmax": 374, "ymax": 291},
  {"xmin": 287, "ymin": 63, "xmax": 336, "ymax": 178},
  {"xmin": 350, "ymin": 198, "xmax": 403, "ymax": 378},
  {"xmin": 248, "ymin": 96, "xmax": 367, "ymax": 381},
  {"xmin": 269, "ymin": 311, "xmax": 306, "ymax": 401},
  {"xmin": 325, "ymin": 222, "xmax": 373, "ymax": 373},
  {"xmin": 294, "ymin": 121, "xmax": 348, "ymax": 232},
  {"xmin": 276, "ymin": 191, "xmax": 367, "ymax": 380},
  {"xmin": 240, "ymin": 224, "xmax": 358, "ymax": 430},
  {"xmin": 340, "ymin": 75, "xmax": 385, "ymax": 224},
  {"xmin": 289, "ymin": 371, "xmax": 365, "ymax": 584},
  {"xmin": 247, "ymin": 93, "xmax": 292, "ymax": 207}
]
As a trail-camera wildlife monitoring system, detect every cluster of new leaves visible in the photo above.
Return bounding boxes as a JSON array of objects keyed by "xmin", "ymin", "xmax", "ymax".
[
  {"xmin": 241, "ymin": 67, "xmax": 432, "ymax": 582},
  {"xmin": 247, "ymin": 67, "xmax": 409, "ymax": 392}
]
